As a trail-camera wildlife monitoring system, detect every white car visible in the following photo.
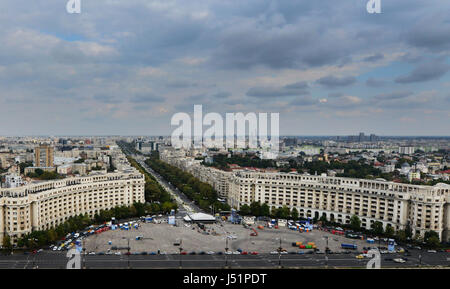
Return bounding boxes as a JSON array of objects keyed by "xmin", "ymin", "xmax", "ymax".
[
  {"xmin": 427, "ymin": 250, "xmax": 437, "ymax": 253},
  {"xmin": 224, "ymin": 251, "xmax": 232, "ymax": 255},
  {"xmin": 115, "ymin": 252, "xmax": 121, "ymax": 255},
  {"xmin": 393, "ymin": 258, "xmax": 406, "ymax": 263},
  {"xmin": 232, "ymin": 251, "xmax": 240, "ymax": 255},
  {"xmin": 88, "ymin": 252, "xmax": 96, "ymax": 255},
  {"xmin": 207, "ymin": 251, "xmax": 215, "ymax": 255},
  {"xmin": 270, "ymin": 251, "xmax": 278, "ymax": 255}
]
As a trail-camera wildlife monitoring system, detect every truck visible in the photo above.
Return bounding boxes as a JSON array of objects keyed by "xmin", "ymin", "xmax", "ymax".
[{"xmin": 341, "ymin": 243, "xmax": 358, "ymax": 250}]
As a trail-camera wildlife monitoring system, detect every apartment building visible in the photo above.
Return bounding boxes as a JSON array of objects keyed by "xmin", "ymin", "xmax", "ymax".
[
  {"xmin": 228, "ymin": 171, "xmax": 450, "ymax": 241},
  {"xmin": 159, "ymin": 148, "xmax": 450, "ymax": 241},
  {"xmin": 0, "ymin": 171, "xmax": 145, "ymax": 245}
]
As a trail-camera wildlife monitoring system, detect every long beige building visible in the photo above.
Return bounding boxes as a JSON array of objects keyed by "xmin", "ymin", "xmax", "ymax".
[
  {"xmin": 0, "ymin": 170, "xmax": 145, "ymax": 245},
  {"xmin": 159, "ymin": 149, "xmax": 450, "ymax": 241},
  {"xmin": 229, "ymin": 171, "xmax": 450, "ymax": 241}
]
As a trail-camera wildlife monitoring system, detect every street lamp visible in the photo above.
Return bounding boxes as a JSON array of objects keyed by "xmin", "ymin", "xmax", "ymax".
[
  {"xmin": 122, "ymin": 237, "xmax": 131, "ymax": 269},
  {"xmin": 276, "ymin": 238, "xmax": 283, "ymax": 268},
  {"xmin": 179, "ymin": 239, "xmax": 183, "ymax": 268},
  {"xmin": 225, "ymin": 237, "xmax": 229, "ymax": 268}
]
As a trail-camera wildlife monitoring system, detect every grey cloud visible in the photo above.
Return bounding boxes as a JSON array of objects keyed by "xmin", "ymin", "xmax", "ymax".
[
  {"xmin": 93, "ymin": 94, "xmax": 123, "ymax": 104},
  {"xmin": 373, "ymin": 91, "xmax": 413, "ymax": 101},
  {"xmin": 366, "ymin": 78, "xmax": 387, "ymax": 87},
  {"xmin": 212, "ymin": 91, "xmax": 232, "ymax": 98},
  {"xmin": 166, "ymin": 80, "xmax": 198, "ymax": 88},
  {"xmin": 284, "ymin": 81, "xmax": 309, "ymax": 90},
  {"xmin": 289, "ymin": 95, "xmax": 317, "ymax": 106},
  {"xmin": 246, "ymin": 82, "xmax": 310, "ymax": 98},
  {"xmin": 363, "ymin": 53, "xmax": 384, "ymax": 62},
  {"xmin": 130, "ymin": 93, "xmax": 165, "ymax": 103},
  {"xmin": 395, "ymin": 60, "xmax": 449, "ymax": 84},
  {"xmin": 406, "ymin": 14, "xmax": 450, "ymax": 52},
  {"xmin": 317, "ymin": 75, "xmax": 357, "ymax": 88}
]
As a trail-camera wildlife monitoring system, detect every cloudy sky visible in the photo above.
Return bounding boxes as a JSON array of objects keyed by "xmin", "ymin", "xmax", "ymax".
[{"xmin": 1, "ymin": 0, "xmax": 450, "ymax": 136}]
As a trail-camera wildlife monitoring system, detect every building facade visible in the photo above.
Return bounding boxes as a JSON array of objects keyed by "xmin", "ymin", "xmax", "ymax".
[
  {"xmin": 0, "ymin": 171, "xmax": 145, "ymax": 245},
  {"xmin": 34, "ymin": 145, "xmax": 54, "ymax": 167},
  {"xmin": 159, "ymin": 148, "xmax": 450, "ymax": 241},
  {"xmin": 228, "ymin": 171, "xmax": 450, "ymax": 241}
]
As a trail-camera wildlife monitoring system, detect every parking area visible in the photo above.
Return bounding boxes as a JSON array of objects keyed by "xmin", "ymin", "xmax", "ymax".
[{"xmin": 83, "ymin": 219, "xmax": 370, "ymax": 254}]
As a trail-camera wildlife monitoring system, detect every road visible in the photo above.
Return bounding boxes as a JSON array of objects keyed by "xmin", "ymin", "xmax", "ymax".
[
  {"xmin": 0, "ymin": 251, "xmax": 448, "ymax": 269},
  {"xmin": 135, "ymin": 155, "xmax": 202, "ymax": 215}
]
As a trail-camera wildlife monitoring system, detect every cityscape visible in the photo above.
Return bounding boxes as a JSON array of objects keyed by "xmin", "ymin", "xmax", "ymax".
[{"xmin": 0, "ymin": 0, "xmax": 449, "ymax": 278}]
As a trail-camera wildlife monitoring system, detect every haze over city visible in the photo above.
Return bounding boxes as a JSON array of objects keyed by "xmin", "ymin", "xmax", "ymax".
[{"xmin": 0, "ymin": 0, "xmax": 449, "ymax": 136}]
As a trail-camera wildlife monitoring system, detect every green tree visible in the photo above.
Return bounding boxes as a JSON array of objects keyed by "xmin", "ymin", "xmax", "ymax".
[
  {"xmin": 385, "ymin": 225, "xmax": 394, "ymax": 237},
  {"xmin": 250, "ymin": 202, "xmax": 261, "ymax": 216},
  {"xmin": 260, "ymin": 203, "xmax": 270, "ymax": 217},
  {"xmin": 278, "ymin": 206, "xmax": 290, "ymax": 219},
  {"xmin": 239, "ymin": 204, "xmax": 251, "ymax": 215},
  {"xmin": 424, "ymin": 231, "xmax": 440, "ymax": 248},
  {"xmin": 291, "ymin": 208, "xmax": 299, "ymax": 220},
  {"xmin": 349, "ymin": 215, "xmax": 361, "ymax": 231},
  {"xmin": 2, "ymin": 235, "xmax": 12, "ymax": 251},
  {"xmin": 371, "ymin": 221, "xmax": 384, "ymax": 235}
]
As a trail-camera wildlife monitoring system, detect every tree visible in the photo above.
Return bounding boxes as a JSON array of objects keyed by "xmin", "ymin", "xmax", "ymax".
[
  {"xmin": 2, "ymin": 235, "xmax": 12, "ymax": 251},
  {"xmin": 395, "ymin": 230, "xmax": 407, "ymax": 243},
  {"xmin": 250, "ymin": 202, "xmax": 261, "ymax": 216},
  {"xmin": 371, "ymin": 221, "xmax": 384, "ymax": 235},
  {"xmin": 424, "ymin": 231, "xmax": 440, "ymax": 248},
  {"xmin": 385, "ymin": 225, "xmax": 394, "ymax": 237},
  {"xmin": 239, "ymin": 204, "xmax": 251, "ymax": 216},
  {"xmin": 349, "ymin": 215, "xmax": 361, "ymax": 231},
  {"xmin": 291, "ymin": 208, "xmax": 299, "ymax": 220},
  {"xmin": 260, "ymin": 203, "xmax": 270, "ymax": 217},
  {"xmin": 278, "ymin": 206, "xmax": 290, "ymax": 219}
]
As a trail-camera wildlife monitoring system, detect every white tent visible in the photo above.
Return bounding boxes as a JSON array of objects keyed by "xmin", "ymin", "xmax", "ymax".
[{"xmin": 183, "ymin": 213, "xmax": 216, "ymax": 223}]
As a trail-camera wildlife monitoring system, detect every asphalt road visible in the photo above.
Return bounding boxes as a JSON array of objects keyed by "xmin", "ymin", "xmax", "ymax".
[
  {"xmin": 0, "ymin": 251, "xmax": 448, "ymax": 269},
  {"xmin": 133, "ymin": 154, "xmax": 203, "ymax": 214}
]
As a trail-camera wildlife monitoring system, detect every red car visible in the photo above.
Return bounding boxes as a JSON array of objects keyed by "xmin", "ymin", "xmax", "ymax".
[
  {"xmin": 241, "ymin": 251, "xmax": 248, "ymax": 255},
  {"xmin": 250, "ymin": 251, "xmax": 258, "ymax": 255},
  {"xmin": 180, "ymin": 251, "xmax": 187, "ymax": 255}
]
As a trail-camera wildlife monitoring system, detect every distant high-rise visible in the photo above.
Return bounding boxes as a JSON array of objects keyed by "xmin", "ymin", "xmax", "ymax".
[
  {"xmin": 34, "ymin": 144, "xmax": 54, "ymax": 167},
  {"xmin": 358, "ymin": 132, "xmax": 365, "ymax": 142}
]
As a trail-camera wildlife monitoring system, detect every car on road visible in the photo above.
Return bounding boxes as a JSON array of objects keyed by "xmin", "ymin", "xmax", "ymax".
[
  {"xmin": 250, "ymin": 251, "xmax": 258, "ymax": 255},
  {"xmin": 356, "ymin": 255, "xmax": 364, "ymax": 259},
  {"xmin": 393, "ymin": 258, "xmax": 406, "ymax": 263},
  {"xmin": 427, "ymin": 250, "xmax": 437, "ymax": 253},
  {"xmin": 115, "ymin": 252, "xmax": 121, "ymax": 255},
  {"xmin": 270, "ymin": 251, "xmax": 278, "ymax": 255}
]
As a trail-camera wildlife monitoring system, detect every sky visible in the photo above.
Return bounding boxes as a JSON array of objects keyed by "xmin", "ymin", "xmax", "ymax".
[{"xmin": 0, "ymin": 0, "xmax": 450, "ymax": 136}]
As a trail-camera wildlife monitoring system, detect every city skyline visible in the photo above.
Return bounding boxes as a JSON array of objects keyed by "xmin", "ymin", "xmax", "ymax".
[{"xmin": 1, "ymin": 0, "xmax": 450, "ymax": 136}]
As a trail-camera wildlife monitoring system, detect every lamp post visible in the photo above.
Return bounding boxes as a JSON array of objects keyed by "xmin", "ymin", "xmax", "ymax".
[
  {"xmin": 276, "ymin": 238, "xmax": 283, "ymax": 268},
  {"xmin": 122, "ymin": 237, "xmax": 130, "ymax": 269},
  {"xmin": 324, "ymin": 236, "xmax": 329, "ymax": 268},
  {"xmin": 179, "ymin": 239, "xmax": 183, "ymax": 268},
  {"xmin": 225, "ymin": 237, "xmax": 229, "ymax": 268}
]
